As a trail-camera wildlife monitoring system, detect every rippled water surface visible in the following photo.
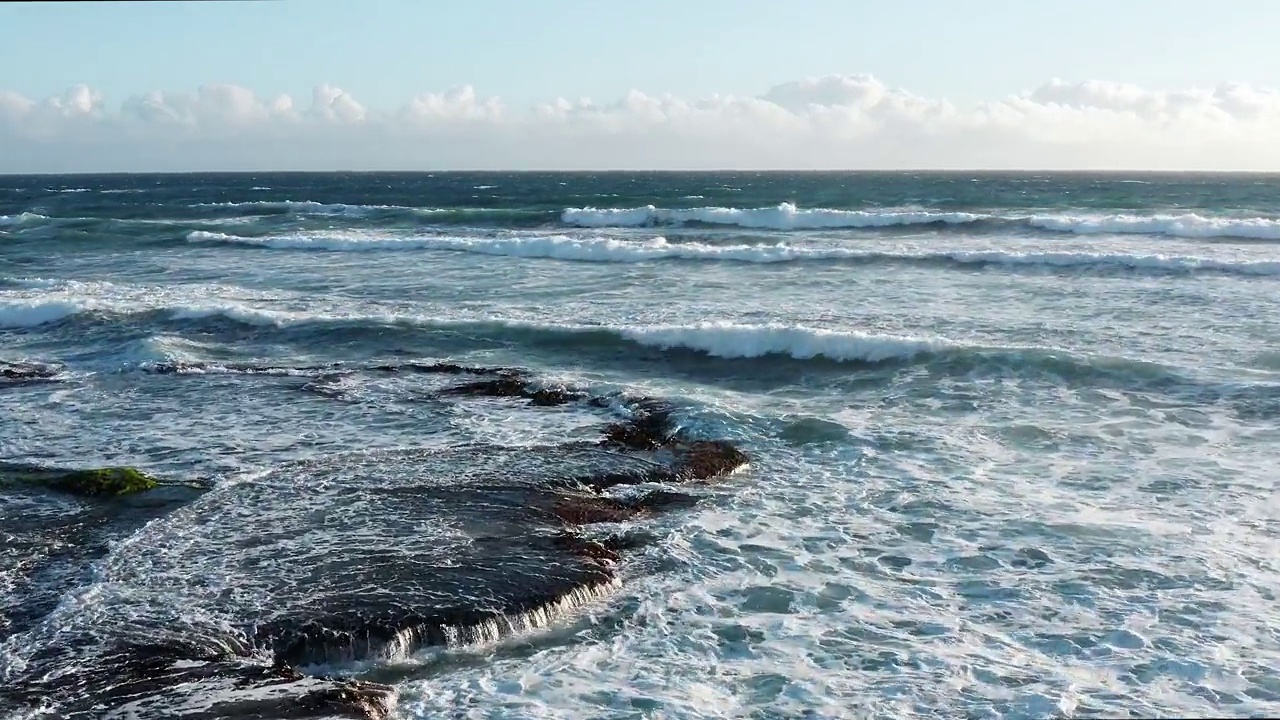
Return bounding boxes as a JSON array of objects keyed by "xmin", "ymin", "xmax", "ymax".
[{"xmin": 3, "ymin": 172, "xmax": 1280, "ymax": 719}]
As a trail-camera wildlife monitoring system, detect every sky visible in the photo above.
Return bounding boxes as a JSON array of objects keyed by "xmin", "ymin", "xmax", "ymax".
[{"xmin": 2, "ymin": 0, "xmax": 1280, "ymax": 172}]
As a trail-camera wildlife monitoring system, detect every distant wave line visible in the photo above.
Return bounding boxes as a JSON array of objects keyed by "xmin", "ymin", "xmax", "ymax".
[
  {"xmin": 562, "ymin": 203, "xmax": 1280, "ymax": 239},
  {"xmin": 184, "ymin": 230, "xmax": 1280, "ymax": 277}
]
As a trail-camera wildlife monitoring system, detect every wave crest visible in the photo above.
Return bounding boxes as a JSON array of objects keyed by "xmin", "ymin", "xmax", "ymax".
[
  {"xmin": 185, "ymin": 230, "xmax": 1280, "ymax": 276},
  {"xmin": 191, "ymin": 200, "xmax": 377, "ymax": 216},
  {"xmin": 562, "ymin": 203, "xmax": 983, "ymax": 230},
  {"xmin": 560, "ymin": 204, "xmax": 1280, "ymax": 239},
  {"xmin": 0, "ymin": 299, "xmax": 89, "ymax": 328},
  {"xmin": 0, "ymin": 294, "xmax": 1182, "ymax": 390},
  {"xmin": 1027, "ymin": 212, "xmax": 1280, "ymax": 240},
  {"xmin": 0, "ymin": 212, "xmax": 50, "ymax": 228}
]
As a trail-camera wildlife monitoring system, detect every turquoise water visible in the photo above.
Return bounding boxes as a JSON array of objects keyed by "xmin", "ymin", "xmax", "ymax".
[{"xmin": 3, "ymin": 172, "xmax": 1280, "ymax": 719}]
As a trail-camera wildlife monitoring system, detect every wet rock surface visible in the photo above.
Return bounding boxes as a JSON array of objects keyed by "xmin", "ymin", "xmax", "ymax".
[
  {"xmin": 0, "ymin": 362, "xmax": 748, "ymax": 719},
  {"xmin": 0, "ymin": 360, "xmax": 62, "ymax": 386},
  {"xmin": 1, "ymin": 463, "xmax": 162, "ymax": 497},
  {"xmin": 0, "ymin": 478, "xmax": 208, "ymax": 640}
]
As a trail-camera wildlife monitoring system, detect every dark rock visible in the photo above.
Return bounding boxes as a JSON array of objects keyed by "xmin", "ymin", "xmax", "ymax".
[
  {"xmin": 629, "ymin": 489, "xmax": 702, "ymax": 512},
  {"xmin": 1, "ymin": 364, "xmax": 750, "ymax": 719},
  {"xmin": 299, "ymin": 371, "xmax": 356, "ymax": 398},
  {"xmin": 0, "ymin": 478, "xmax": 208, "ymax": 639},
  {"xmin": 574, "ymin": 466, "xmax": 680, "ymax": 491},
  {"xmin": 442, "ymin": 375, "xmax": 587, "ymax": 407},
  {"xmin": 0, "ymin": 446, "xmax": 704, "ymax": 717},
  {"xmin": 0, "ymin": 646, "xmax": 394, "ymax": 719},
  {"xmin": 0, "ymin": 463, "xmax": 160, "ymax": 497},
  {"xmin": 0, "ymin": 360, "xmax": 62, "ymax": 385},
  {"xmin": 601, "ymin": 398, "xmax": 679, "ymax": 450},
  {"xmin": 1013, "ymin": 546, "xmax": 1055, "ymax": 569},
  {"xmin": 555, "ymin": 533, "xmax": 624, "ymax": 563},
  {"xmin": 551, "ymin": 494, "xmax": 646, "ymax": 525},
  {"xmin": 142, "ymin": 361, "xmax": 340, "ymax": 376},
  {"xmin": 668, "ymin": 440, "xmax": 751, "ymax": 481},
  {"xmin": 370, "ymin": 361, "xmax": 520, "ymax": 376}
]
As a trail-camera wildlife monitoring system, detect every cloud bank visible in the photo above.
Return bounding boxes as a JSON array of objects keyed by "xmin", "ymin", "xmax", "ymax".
[{"xmin": 3, "ymin": 75, "xmax": 1280, "ymax": 172}]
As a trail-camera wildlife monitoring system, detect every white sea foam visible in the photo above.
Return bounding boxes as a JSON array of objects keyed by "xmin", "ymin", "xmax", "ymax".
[
  {"xmin": 2, "ymin": 276, "xmax": 68, "ymax": 289},
  {"xmin": 932, "ymin": 249, "xmax": 1280, "ymax": 275},
  {"xmin": 191, "ymin": 200, "xmax": 380, "ymax": 216},
  {"xmin": 184, "ymin": 200, "xmax": 1280, "ymax": 241},
  {"xmin": 204, "ymin": 310, "xmax": 948, "ymax": 365},
  {"xmin": 562, "ymin": 203, "xmax": 985, "ymax": 230},
  {"xmin": 0, "ymin": 279, "xmax": 303, "ymax": 328},
  {"xmin": 186, "ymin": 230, "xmax": 247, "ymax": 243},
  {"xmin": 168, "ymin": 304, "xmax": 311, "ymax": 326},
  {"xmin": 427, "ymin": 318, "xmax": 977, "ymax": 364},
  {"xmin": 0, "ymin": 282, "xmax": 1183, "ymax": 371},
  {"xmin": 0, "ymin": 287, "xmax": 974, "ymax": 364},
  {"xmin": 0, "ymin": 299, "xmax": 90, "ymax": 328},
  {"xmin": 0, "ymin": 212, "xmax": 50, "ymax": 227},
  {"xmin": 560, "ymin": 203, "xmax": 1280, "ymax": 240},
  {"xmin": 438, "ymin": 579, "xmax": 620, "ymax": 649},
  {"xmin": 137, "ymin": 360, "xmax": 319, "ymax": 377},
  {"xmin": 1027, "ymin": 213, "xmax": 1280, "ymax": 240},
  {"xmin": 191, "ymin": 229, "xmax": 795, "ymax": 259},
  {"xmin": 185, "ymin": 230, "xmax": 1280, "ymax": 276}
]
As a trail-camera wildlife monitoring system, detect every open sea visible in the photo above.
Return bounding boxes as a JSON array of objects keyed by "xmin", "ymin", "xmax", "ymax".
[{"xmin": 2, "ymin": 171, "xmax": 1279, "ymax": 719}]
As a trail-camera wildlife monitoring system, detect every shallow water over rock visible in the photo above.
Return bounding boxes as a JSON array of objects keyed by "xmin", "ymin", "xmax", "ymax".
[{"xmin": 0, "ymin": 366, "xmax": 747, "ymax": 719}]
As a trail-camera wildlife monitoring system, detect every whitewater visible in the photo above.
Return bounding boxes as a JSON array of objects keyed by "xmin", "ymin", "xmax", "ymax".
[{"xmin": 3, "ymin": 171, "xmax": 1280, "ymax": 720}]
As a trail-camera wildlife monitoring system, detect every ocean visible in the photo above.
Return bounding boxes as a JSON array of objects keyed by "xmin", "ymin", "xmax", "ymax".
[{"xmin": 2, "ymin": 171, "xmax": 1278, "ymax": 719}]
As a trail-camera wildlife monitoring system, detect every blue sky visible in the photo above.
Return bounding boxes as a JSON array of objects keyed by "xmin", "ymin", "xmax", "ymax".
[
  {"xmin": 3, "ymin": 0, "xmax": 1279, "ymax": 172},
  {"xmin": 4, "ymin": 0, "xmax": 1277, "ymax": 110}
]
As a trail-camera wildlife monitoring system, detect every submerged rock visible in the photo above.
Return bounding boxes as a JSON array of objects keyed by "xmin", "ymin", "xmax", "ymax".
[
  {"xmin": 0, "ymin": 481, "xmax": 209, "ymax": 668},
  {"xmin": 0, "ymin": 463, "xmax": 159, "ymax": 497},
  {"xmin": 142, "ymin": 360, "xmax": 342, "ymax": 376},
  {"xmin": 1, "ymin": 447, "xmax": 693, "ymax": 718},
  {"xmin": 2, "ymin": 647, "xmax": 394, "ymax": 720},
  {"xmin": 380, "ymin": 362, "xmax": 588, "ymax": 407},
  {"xmin": 668, "ymin": 440, "xmax": 751, "ymax": 481},
  {"xmin": 0, "ymin": 360, "xmax": 62, "ymax": 385},
  {"xmin": 0, "ymin": 362, "xmax": 749, "ymax": 719}
]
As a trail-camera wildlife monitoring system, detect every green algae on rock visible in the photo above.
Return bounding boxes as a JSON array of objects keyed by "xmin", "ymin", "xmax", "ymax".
[
  {"xmin": 49, "ymin": 467, "xmax": 159, "ymax": 497},
  {"xmin": 0, "ymin": 464, "xmax": 160, "ymax": 497}
]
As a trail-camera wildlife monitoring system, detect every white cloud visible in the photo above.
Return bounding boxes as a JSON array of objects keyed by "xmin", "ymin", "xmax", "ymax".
[
  {"xmin": 309, "ymin": 84, "xmax": 366, "ymax": 124},
  {"xmin": 121, "ymin": 84, "xmax": 289, "ymax": 128},
  {"xmin": 2, "ymin": 74, "xmax": 1279, "ymax": 172}
]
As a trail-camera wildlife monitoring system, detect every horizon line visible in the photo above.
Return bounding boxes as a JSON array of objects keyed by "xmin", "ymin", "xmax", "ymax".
[{"xmin": 5, "ymin": 168, "xmax": 1280, "ymax": 177}]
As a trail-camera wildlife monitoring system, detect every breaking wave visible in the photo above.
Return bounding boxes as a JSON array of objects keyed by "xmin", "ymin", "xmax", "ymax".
[
  {"xmin": 0, "ymin": 299, "xmax": 91, "ymax": 328},
  {"xmin": 0, "ymin": 291, "xmax": 979, "ymax": 362},
  {"xmin": 561, "ymin": 204, "xmax": 1280, "ymax": 239},
  {"xmin": 32, "ymin": 201, "xmax": 1280, "ymax": 241},
  {"xmin": 0, "ymin": 293, "xmax": 1107, "ymax": 370},
  {"xmin": 185, "ymin": 230, "xmax": 1280, "ymax": 276},
  {"xmin": 562, "ymin": 203, "xmax": 984, "ymax": 230},
  {"xmin": 1026, "ymin": 213, "xmax": 1280, "ymax": 240},
  {"xmin": 188, "ymin": 201, "xmax": 550, "ymax": 224},
  {"xmin": 0, "ymin": 212, "xmax": 49, "ymax": 227},
  {"xmin": 190, "ymin": 200, "xmax": 382, "ymax": 217}
]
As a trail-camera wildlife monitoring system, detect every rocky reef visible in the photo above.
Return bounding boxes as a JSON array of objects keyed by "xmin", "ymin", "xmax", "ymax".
[
  {"xmin": 0, "ymin": 362, "xmax": 749, "ymax": 719},
  {"xmin": 0, "ymin": 463, "xmax": 160, "ymax": 497},
  {"xmin": 0, "ymin": 360, "xmax": 62, "ymax": 386}
]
